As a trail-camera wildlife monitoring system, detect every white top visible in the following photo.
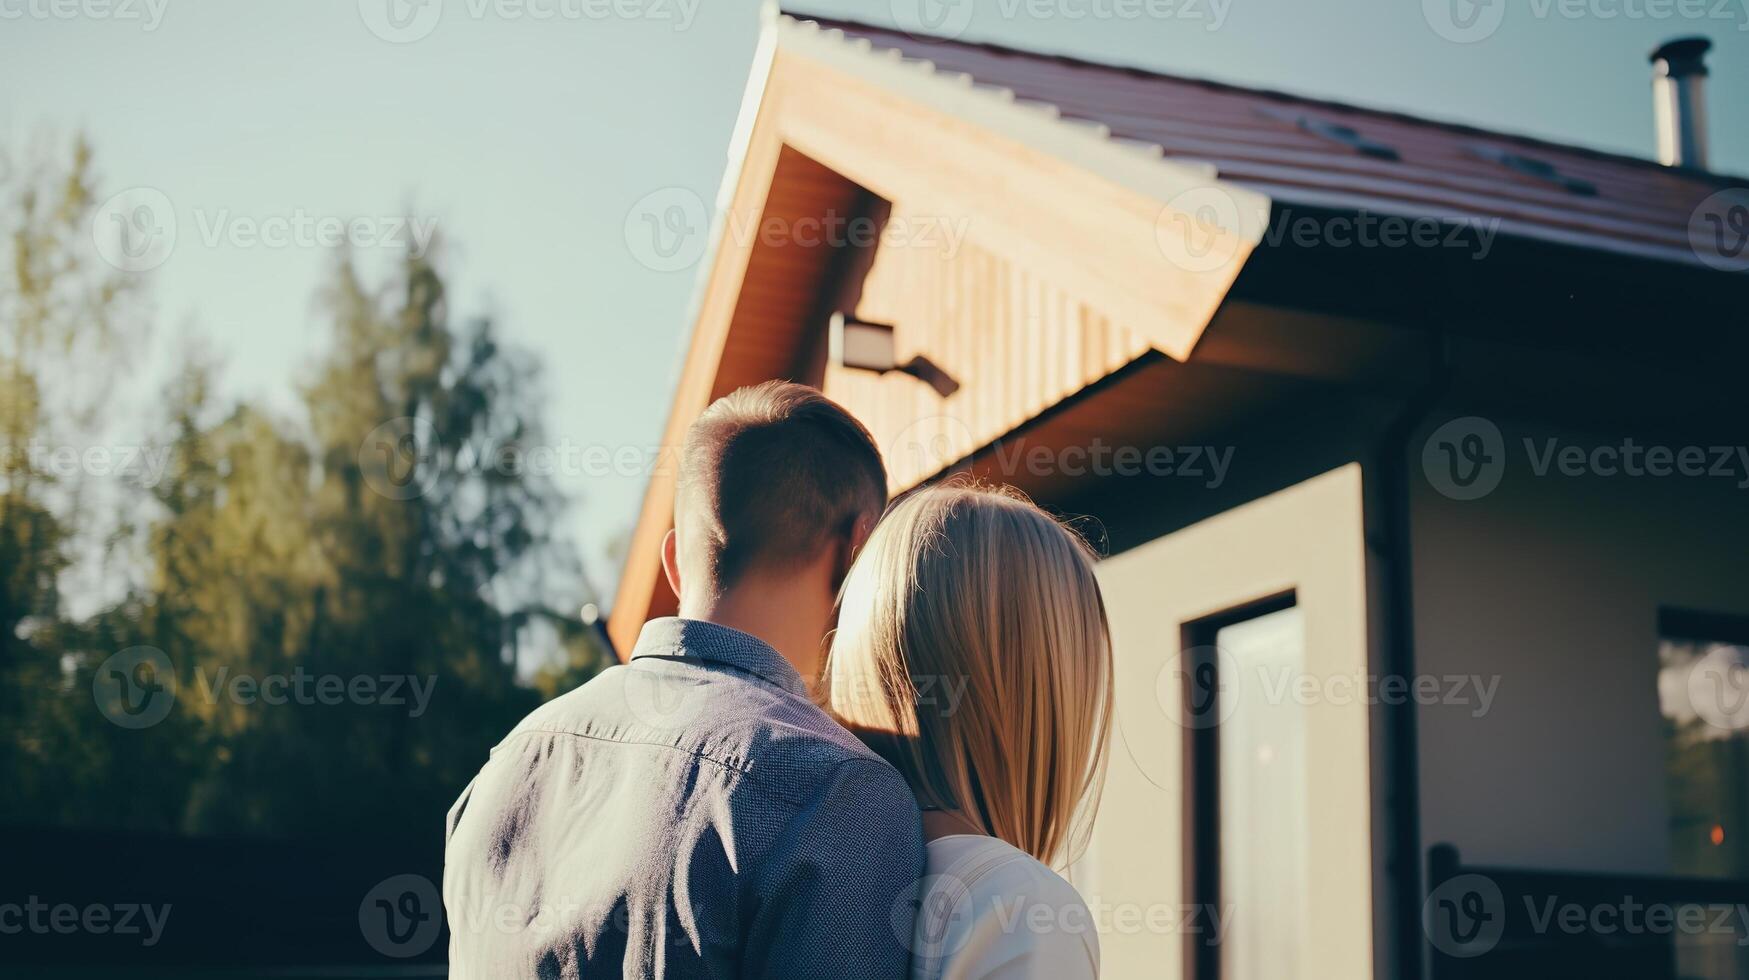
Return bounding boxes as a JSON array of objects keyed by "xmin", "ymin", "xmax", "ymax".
[{"xmin": 911, "ymin": 835, "xmax": 1100, "ymax": 980}]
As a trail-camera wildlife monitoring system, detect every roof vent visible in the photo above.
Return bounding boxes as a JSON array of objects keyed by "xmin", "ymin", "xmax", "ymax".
[
  {"xmin": 1466, "ymin": 145, "xmax": 1598, "ymax": 196},
  {"xmin": 1258, "ymin": 107, "xmax": 1399, "ymax": 160},
  {"xmin": 1650, "ymin": 37, "xmax": 1711, "ymax": 170}
]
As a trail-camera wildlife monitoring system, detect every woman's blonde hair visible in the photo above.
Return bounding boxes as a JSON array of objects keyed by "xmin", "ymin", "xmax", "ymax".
[{"xmin": 824, "ymin": 482, "xmax": 1114, "ymax": 866}]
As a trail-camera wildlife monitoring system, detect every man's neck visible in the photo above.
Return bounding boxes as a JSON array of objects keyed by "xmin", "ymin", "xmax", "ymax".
[{"xmin": 680, "ymin": 581, "xmax": 830, "ymax": 690}]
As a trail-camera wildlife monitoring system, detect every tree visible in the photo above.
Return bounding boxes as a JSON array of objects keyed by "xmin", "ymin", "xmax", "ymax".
[
  {"xmin": 1, "ymin": 138, "xmax": 614, "ymax": 838},
  {"xmin": 0, "ymin": 135, "xmax": 150, "ymax": 826}
]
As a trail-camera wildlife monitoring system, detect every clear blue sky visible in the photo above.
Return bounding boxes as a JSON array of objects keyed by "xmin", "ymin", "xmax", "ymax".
[{"xmin": 6, "ymin": 0, "xmax": 1744, "ymax": 599}]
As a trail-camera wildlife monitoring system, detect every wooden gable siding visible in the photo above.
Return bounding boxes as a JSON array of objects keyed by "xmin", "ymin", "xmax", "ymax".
[
  {"xmin": 609, "ymin": 34, "xmax": 1262, "ymax": 653},
  {"xmin": 822, "ymin": 201, "xmax": 1152, "ymax": 492},
  {"xmin": 606, "ymin": 105, "xmax": 863, "ymax": 654}
]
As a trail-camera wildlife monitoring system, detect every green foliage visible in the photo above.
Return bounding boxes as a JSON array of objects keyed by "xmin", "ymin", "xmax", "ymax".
[{"xmin": 0, "ymin": 138, "xmax": 615, "ymax": 838}]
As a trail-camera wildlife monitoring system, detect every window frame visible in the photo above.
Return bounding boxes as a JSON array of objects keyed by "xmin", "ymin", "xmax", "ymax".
[{"xmin": 1180, "ymin": 589, "xmax": 1298, "ymax": 980}]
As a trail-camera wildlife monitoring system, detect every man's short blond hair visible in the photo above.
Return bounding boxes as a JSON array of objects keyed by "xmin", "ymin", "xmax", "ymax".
[{"xmin": 676, "ymin": 381, "xmax": 888, "ymax": 594}]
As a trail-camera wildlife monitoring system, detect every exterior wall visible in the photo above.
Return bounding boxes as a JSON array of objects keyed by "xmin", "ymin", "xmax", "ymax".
[
  {"xmin": 1088, "ymin": 464, "xmax": 1375, "ymax": 979},
  {"xmin": 1412, "ymin": 414, "xmax": 1749, "ymax": 873},
  {"xmin": 821, "ymin": 200, "xmax": 1151, "ymax": 491}
]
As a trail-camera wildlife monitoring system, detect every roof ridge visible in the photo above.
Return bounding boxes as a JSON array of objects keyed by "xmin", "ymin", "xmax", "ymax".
[{"xmin": 778, "ymin": 7, "xmax": 1746, "ymax": 187}]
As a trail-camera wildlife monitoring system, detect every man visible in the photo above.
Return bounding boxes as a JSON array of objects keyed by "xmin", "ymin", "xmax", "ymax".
[{"xmin": 444, "ymin": 381, "xmax": 923, "ymax": 978}]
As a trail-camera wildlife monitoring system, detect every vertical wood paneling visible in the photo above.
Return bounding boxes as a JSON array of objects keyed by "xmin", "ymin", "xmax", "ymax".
[{"xmin": 824, "ymin": 201, "xmax": 1157, "ymax": 491}]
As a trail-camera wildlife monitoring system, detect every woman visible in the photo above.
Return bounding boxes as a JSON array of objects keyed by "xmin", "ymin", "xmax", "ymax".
[{"xmin": 825, "ymin": 482, "xmax": 1114, "ymax": 979}]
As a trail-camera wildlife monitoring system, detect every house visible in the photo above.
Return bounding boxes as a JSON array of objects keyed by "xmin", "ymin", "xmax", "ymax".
[{"xmin": 609, "ymin": 9, "xmax": 1749, "ymax": 979}]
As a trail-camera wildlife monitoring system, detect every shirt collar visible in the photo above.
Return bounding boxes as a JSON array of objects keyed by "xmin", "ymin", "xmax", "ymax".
[{"xmin": 629, "ymin": 617, "xmax": 809, "ymax": 696}]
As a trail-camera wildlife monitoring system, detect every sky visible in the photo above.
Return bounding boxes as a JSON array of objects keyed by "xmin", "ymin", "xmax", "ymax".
[{"xmin": 5, "ymin": 0, "xmax": 1745, "ymax": 602}]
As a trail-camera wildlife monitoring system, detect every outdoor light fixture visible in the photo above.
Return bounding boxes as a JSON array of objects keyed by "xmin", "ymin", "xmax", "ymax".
[{"xmin": 829, "ymin": 312, "xmax": 960, "ymax": 398}]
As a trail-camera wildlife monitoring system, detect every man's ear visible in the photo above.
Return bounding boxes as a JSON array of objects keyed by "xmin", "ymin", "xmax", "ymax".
[
  {"xmin": 830, "ymin": 511, "xmax": 879, "ymax": 593},
  {"xmin": 660, "ymin": 527, "xmax": 683, "ymax": 602},
  {"xmin": 849, "ymin": 510, "xmax": 878, "ymax": 558}
]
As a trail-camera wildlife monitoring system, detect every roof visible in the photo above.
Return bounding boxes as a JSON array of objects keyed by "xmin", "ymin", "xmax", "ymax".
[
  {"xmin": 608, "ymin": 7, "xmax": 1744, "ymax": 654},
  {"xmin": 781, "ymin": 10, "xmax": 1744, "ymax": 270}
]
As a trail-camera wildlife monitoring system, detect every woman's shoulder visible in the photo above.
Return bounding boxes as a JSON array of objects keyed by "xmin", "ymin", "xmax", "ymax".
[{"xmin": 915, "ymin": 836, "xmax": 1099, "ymax": 979}]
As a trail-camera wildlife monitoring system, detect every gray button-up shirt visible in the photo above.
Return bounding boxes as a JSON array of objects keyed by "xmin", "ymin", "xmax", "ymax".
[{"xmin": 444, "ymin": 618, "xmax": 924, "ymax": 978}]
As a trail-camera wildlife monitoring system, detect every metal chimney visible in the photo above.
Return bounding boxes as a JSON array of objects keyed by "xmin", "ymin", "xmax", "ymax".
[{"xmin": 1650, "ymin": 37, "xmax": 1712, "ymax": 169}]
